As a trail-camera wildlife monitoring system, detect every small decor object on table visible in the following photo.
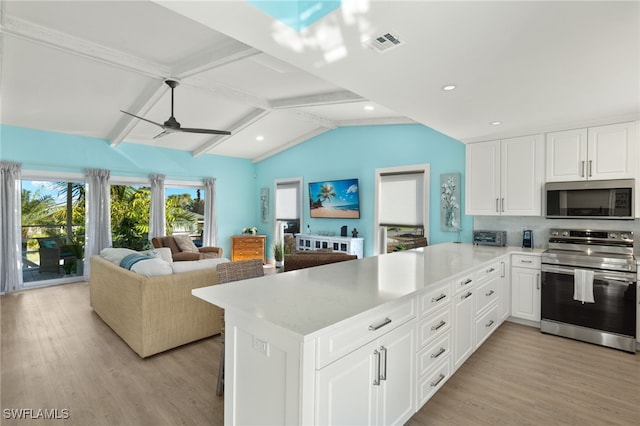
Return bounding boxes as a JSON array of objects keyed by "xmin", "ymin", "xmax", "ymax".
[
  {"xmin": 242, "ymin": 226, "xmax": 258, "ymax": 235},
  {"xmin": 352, "ymin": 228, "xmax": 358, "ymax": 238},
  {"xmin": 440, "ymin": 173, "xmax": 462, "ymax": 232}
]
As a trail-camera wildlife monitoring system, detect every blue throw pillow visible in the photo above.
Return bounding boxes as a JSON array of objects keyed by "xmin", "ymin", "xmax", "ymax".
[
  {"xmin": 120, "ymin": 253, "xmax": 153, "ymax": 270},
  {"xmin": 41, "ymin": 239, "xmax": 57, "ymax": 248}
]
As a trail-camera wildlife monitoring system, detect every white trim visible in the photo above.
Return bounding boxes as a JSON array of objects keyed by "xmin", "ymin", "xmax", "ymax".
[
  {"xmin": 273, "ymin": 176, "xmax": 303, "ymax": 249},
  {"xmin": 373, "ymin": 164, "xmax": 430, "ymax": 255},
  {"xmin": 21, "ymin": 170, "xmax": 84, "ymax": 182}
]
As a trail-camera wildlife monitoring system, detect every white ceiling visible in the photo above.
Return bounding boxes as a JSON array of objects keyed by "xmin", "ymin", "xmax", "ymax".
[{"xmin": 2, "ymin": 1, "xmax": 639, "ymax": 162}]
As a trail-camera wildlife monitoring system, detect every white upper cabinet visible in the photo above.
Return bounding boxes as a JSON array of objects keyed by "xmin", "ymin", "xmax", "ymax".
[
  {"xmin": 546, "ymin": 122, "xmax": 637, "ymax": 182},
  {"xmin": 466, "ymin": 135, "xmax": 544, "ymax": 216}
]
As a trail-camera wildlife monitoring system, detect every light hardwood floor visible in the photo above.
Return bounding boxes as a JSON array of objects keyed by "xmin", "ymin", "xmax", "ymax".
[{"xmin": 1, "ymin": 282, "xmax": 639, "ymax": 426}]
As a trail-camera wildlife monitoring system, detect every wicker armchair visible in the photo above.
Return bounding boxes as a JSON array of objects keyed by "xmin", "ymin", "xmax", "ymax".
[
  {"xmin": 215, "ymin": 259, "xmax": 265, "ymax": 395},
  {"xmin": 283, "ymin": 252, "xmax": 357, "ymax": 272},
  {"xmin": 36, "ymin": 237, "xmax": 76, "ymax": 273}
]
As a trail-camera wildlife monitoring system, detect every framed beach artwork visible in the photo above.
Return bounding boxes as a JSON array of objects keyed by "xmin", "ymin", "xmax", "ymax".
[
  {"xmin": 440, "ymin": 173, "xmax": 461, "ymax": 232},
  {"xmin": 308, "ymin": 178, "xmax": 360, "ymax": 219}
]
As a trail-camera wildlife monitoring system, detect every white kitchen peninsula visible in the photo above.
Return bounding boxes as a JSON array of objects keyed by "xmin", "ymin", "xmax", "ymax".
[{"xmin": 193, "ymin": 243, "xmax": 536, "ymax": 425}]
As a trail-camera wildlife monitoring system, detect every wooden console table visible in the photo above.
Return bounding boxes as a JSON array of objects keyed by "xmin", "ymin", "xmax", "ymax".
[{"xmin": 231, "ymin": 235, "xmax": 266, "ymax": 263}]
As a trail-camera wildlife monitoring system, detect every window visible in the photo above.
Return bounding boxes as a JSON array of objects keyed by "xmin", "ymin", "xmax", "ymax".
[
  {"xmin": 274, "ymin": 178, "xmax": 302, "ymax": 255},
  {"xmin": 165, "ymin": 186, "xmax": 202, "ymax": 246},
  {"xmin": 21, "ymin": 177, "xmax": 85, "ymax": 285},
  {"xmin": 374, "ymin": 165, "xmax": 430, "ymax": 254}
]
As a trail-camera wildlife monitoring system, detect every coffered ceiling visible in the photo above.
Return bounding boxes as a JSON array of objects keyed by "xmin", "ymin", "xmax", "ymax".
[{"xmin": 2, "ymin": 1, "xmax": 638, "ymax": 162}]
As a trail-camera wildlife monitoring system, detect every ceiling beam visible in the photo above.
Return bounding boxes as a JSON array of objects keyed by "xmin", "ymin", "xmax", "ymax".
[
  {"xmin": 108, "ymin": 80, "xmax": 168, "ymax": 146},
  {"xmin": 337, "ymin": 117, "xmax": 416, "ymax": 127},
  {"xmin": 251, "ymin": 127, "xmax": 331, "ymax": 163},
  {"xmin": 192, "ymin": 108, "xmax": 271, "ymax": 157},
  {"xmin": 3, "ymin": 15, "xmax": 169, "ymax": 78},
  {"xmin": 270, "ymin": 90, "xmax": 364, "ymax": 109},
  {"xmin": 171, "ymin": 39, "xmax": 261, "ymax": 79}
]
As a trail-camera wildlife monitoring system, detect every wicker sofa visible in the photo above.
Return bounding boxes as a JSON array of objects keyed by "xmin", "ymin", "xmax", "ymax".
[{"xmin": 89, "ymin": 255, "xmax": 222, "ymax": 358}]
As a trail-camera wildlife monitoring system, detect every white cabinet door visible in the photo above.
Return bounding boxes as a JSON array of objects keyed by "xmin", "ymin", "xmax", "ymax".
[
  {"xmin": 466, "ymin": 136, "xmax": 543, "ymax": 216},
  {"xmin": 378, "ymin": 321, "xmax": 416, "ymax": 426},
  {"xmin": 546, "ymin": 122, "xmax": 637, "ymax": 182},
  {"xmin": 546, "ymin": 128, "xmax": 588, "ymax": 182},
  {"xmin": 316, "ymin": 339, "xmax": 378, "ymax": 426},
  {"xmin": 501, "ymin": 135, "xmax": 544, "ymax": 215},
  {"xmin": 498, "ymin": 257, "xmax": 511, "ymax": 324},
  {"xmin": 511, "ymin": 267, "xmax": 541, "ymax": 322},
  {"xmin": 465, "ymin": 140, "xmax": 501, "ymax": 215},
  {"xmin": 453, "ymin": 289, "xmax": 475, "ymax": 370},
  {"xmin": 315, "ymin": 321, "xmax": 415, "ymax": 426},
  {"xmin": 587, "ymin": 122, "xmax": 637, "ymax": 180}
]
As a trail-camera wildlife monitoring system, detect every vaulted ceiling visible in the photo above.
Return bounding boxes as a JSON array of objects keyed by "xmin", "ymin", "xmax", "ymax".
[{"xmin": 2, "ymin": 1, "xmax": 638, "ymax": 162}]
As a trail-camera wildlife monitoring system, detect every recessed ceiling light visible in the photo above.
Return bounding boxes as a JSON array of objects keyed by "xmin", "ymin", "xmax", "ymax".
[
  {"xmin": 490, "ymin": 121, "xmax": 502, "ymax": 126},
  {"xmin": 256, "ymin": 135, "xmax": 264, "ymax": 141},
  {"xmin": 442, "ymin": 85, "xmax": 456, "ymax": 91},
  {"xmin": 364, "ymin": 105, "xmax": 374, "ymax": 111}
]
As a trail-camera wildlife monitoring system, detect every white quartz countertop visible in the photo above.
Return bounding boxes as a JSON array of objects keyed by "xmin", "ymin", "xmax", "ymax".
[{"xmin": 192, "ymin": 243, "xmax": 542, "ymax": 339}]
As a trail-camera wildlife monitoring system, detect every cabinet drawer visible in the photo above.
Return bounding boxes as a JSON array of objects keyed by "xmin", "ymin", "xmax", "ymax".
[
  {"xmin": 418, "ymin": 284, "xmax": 451, "ymax": 319},
  {"xmin": 416, "ymin": 357, "xmax": 451, "ymax": 408},
  {"xmin": 417, "ymin": 306, "xmax": 451, "ymax": 348},
  {"xmin": 475, "ymin": 305, "xmax": 499, "ymax": 348},
  {"xmin": 316, "ymin": 298, "xmax": 416, "ymax": 369},
  {"xmin": 453, "ymin": 273, "xmax": 474, "ymax": 294},
  {"xmin": 475, "ymin": 277, "xmax": 498, "ymax": 315},
  {"xmin": 511, "ymin": 254, "xmax": 540, "ymax": 269},
  {"xmin": 474, "ymin": 261, "xmax": 500, "ymax": 283},
  {"xmin": 417, "ymin": 334, "xmax": 451, "ymax": 378}
]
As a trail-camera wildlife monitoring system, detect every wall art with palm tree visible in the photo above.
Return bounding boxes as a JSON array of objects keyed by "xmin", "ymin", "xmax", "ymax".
[{"xmin": 308, "ymin": 178, "xmax": 360, "ymax": 219}]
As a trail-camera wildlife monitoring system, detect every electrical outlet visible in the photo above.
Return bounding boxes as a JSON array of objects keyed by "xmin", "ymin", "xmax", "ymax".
[{"xmin": 252, "ymin": 337, "xmax": 268, "ymax": 356}]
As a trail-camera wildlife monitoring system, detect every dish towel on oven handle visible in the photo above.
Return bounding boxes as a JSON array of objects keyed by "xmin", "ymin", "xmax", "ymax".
[{"xmin": 573, "ymin": 269, "xmax": 595, "ymax": 304}]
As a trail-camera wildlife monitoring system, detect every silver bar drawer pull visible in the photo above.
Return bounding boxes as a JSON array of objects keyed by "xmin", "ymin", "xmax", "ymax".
[
  {"xmin": 521, "ymin": 260, "xmax": 533, "ymax": 264},
  {"xmin": 485, "ymin": 290, "xmax": 495, "ymax": 297},
  {"xmin": 486, "ymin": 267, "xmax": 495, "ymax": 273},
  {"xmin": 379, "ymin": 346, "xmax": 387, "ymax": 381},
  {"xmin": 461, "ymin": 278, "xmax": 472, "ymax": 286},
  {"xmin": 461, "ymin": 291, "xmax": 472, "ymax": 300},
  {"xmin": 430, "ymin": 347, "xmax": 446, "ymax": 359},
  {"xmin": 431, "ymin": 294, "xmax": 447, "ymax": 303},
  {"xmin": 485, "ymin": 319, "xmax": 495, "ymax": 328},
  {"xmin": 431, "ymin": 320, "xmax": 446, "ymax": 331},
  {"xmin": 368, "ymin": 317, "xmax": 392, "ymax": 331},
  {"xmin": 373, "ymin": 350, "xmax": 380, "ymax": 386},
  {"xmin": 430, "ymin": 373, "xmax": 446, "ymax": 388}
]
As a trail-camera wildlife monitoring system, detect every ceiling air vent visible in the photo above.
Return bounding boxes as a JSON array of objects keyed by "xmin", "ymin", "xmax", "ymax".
[{"xmin": 367, "ymin": 31, "xmax": 404, "ymax": 53}]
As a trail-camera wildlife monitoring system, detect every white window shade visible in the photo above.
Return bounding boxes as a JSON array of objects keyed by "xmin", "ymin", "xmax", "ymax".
[
  {"xmin": 379, "ymin": 172, "xmax": 424, "ymax": 226},
  {"xmin": 276, "ymin": 182, "xmax": 300, "ymax": 220}
]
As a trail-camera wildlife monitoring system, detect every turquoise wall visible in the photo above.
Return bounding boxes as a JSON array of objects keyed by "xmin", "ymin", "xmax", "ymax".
[
  {"xmin": 0, "ymin": 125, "xmax": 256, "ymax": 257},
  {"xmin": 1, "ymin": 123, "xmax": 470, "ymax": 259},
  {"xmin": 254, "ymin": 124, "xmax": 471, "ymax": 257}
]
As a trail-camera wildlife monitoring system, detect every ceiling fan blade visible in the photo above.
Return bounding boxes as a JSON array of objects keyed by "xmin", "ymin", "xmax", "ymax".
[
  {"xmin": 179, "ymin": 127, "xmax": 232, "ymax": 136},
  {"xmin": 153, "ymin": 130, "xmax": 174, "ymax": 139},
  {"xmin": 120, "ymin": 110, "xmax": 164, "ymax": 128}
]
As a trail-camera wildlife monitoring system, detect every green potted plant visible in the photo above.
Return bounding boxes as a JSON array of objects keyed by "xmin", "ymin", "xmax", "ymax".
[{"xmin": 272, "ymin": 242, "xmax": 284, "ymax": 268}]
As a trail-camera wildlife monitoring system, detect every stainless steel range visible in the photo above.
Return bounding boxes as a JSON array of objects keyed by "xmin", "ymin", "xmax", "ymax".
[{"xmin": 541, "ymin": 229, "xmax": 637, "ymax": 353}]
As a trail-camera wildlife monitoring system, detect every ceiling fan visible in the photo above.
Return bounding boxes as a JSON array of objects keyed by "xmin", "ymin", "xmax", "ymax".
[{"xmin": 121, "ymin": 79, "xmax": 231, "ymax": 139}]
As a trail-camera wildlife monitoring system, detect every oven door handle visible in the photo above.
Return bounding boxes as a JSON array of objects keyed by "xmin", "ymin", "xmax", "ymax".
[{"xmin": 541, "ymin": 264, "xmax": 636, "ymax": 283}]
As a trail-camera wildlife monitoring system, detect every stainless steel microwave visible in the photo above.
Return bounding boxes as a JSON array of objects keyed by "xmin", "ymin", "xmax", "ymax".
[{"xmin": 545, "ymin": 179, "xmax": 635, "ymax": 219}]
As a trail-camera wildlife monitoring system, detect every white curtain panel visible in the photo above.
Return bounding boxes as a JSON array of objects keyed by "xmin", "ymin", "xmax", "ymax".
[
  {"xmin": 84, "ymin": 168, "xmax": 112, "ymax": 277},
  {"xmin": 0, "ymin": 161, "xmax": 23, "ymax": 294},
  {"xmin": 202, "ymin": 178, "xmax": 217, "ymax": 247},
  {"xmin": 149, "ymin": 173, "xmax": 166, "ymax": 240}
]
